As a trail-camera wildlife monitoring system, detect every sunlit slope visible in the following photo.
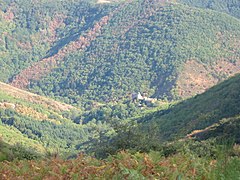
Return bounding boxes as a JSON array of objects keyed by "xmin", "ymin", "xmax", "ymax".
[
  {"xmin": 0, "ymin": 82, "xmax": 91, "ymax": 154},
  {"xmin": 29, "ymin": 1, "xmax": 240, "ymax": 103}
]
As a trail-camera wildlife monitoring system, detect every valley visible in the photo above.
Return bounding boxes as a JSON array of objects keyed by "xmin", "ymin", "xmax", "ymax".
[{"xmin": 0, "ymin": 0, "xmax": 240, "ymax": 179}]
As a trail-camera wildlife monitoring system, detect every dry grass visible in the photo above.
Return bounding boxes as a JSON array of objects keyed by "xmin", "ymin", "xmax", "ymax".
[
  {"xmin": 177, "ymin": 58, "xmax": 240, "ymax": 98},
  {"xmin": 0, "ymin": 82, "xmax": 74, "ymax": 112}
]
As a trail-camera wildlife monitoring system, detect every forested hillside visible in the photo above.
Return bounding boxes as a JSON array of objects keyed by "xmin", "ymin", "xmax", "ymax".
[
  {"xmin": 180, "ymin": 0, "xmax": 240, "ymax": 19},
  {"xmin": 135, "ymin": 73, "xmax": 240, "ymax": 143},
  {"xmin": 0, "ymin": 0, "xmax": 114, "ymax": 82},
  {"xmin": 0, "ymin": 82, "xmax": 115, "ymax": 156},
  {"xmin": 86, "ymin": 74, "xmax": 240, "ymax": 158},
  {"xmin": 0, "ymin": 0, "xmax": 238, "ymax": 107},
  {"xmin": 29, "ymin": 0, "xmax": 240, "ymax": 104}
]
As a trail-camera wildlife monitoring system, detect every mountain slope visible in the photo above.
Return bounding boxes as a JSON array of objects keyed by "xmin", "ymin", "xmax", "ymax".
[
  {"xmin": 0, "ymin": 82, "xmax": 112, "ymax": 155},
  {"xmin": 187, "ymin": 115, "xmax": 240, "ymax": 142},
  {"xmin": 1, "ymin": 0, "xmax": 239, "ymax": 105},
  {"xmin": 137, "ymin": 73, "xmax": 240, "ymax": 142},
  {"xmin": 26, "ymin": 0, "xmax": 240, "ymax": 104},
  {"xmin": 179, "ymin": 0, "xmax": 240, "ymax": 19},
  {"xmin": 0, "ymin": 0, "xmax": 114, "ymax": 83}
]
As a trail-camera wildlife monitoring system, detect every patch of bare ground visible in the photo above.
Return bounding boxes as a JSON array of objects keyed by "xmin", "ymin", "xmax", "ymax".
[
  {"xmin": 2, "ymin": 7, "xmax": 15, "ymax": 22},
  {"xmin": 186, "ymin": 123, "xmax": 219, "ymax": 139},
  {"xmin": 177, "ymin": 58, "xmax": 240, "ymax": 98}
]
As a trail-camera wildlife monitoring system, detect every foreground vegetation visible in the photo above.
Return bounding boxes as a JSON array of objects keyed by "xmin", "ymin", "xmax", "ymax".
[
  {"xmin": 0, "ymin": 76, "xmax": 240, "ymax": 179},
  {"xmin": 1, "ymin": 139, "xmax": 240, "ymax": 179}
]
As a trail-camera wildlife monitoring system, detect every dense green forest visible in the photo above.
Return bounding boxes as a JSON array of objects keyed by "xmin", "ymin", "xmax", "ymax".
[
  {"xmin": 0, "ymin": 0, "xmax": 114, "ymax": 82},
  {"xmin": 29, "ymin": 0, "xmax": 240, "ymax": 105},
  {"xmin": 180, "ymin": 0, "xmax": 240, "ymax": 19},
  {"xmin": 0, "ymin": 0, "xmax": 239, "ymax": 107}
]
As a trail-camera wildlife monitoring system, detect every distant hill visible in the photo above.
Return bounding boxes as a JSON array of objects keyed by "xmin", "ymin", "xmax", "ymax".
[
  {"xmin": 0, "ymin": 0, "xmax": 238, "ymax": 106},
  {"xmin": 26, "ymin": 0, "xmax": 240, "ymax": 104},
  {"xmin": 179, "ymin": 0, "xmax": 240, "ymax": 19}
]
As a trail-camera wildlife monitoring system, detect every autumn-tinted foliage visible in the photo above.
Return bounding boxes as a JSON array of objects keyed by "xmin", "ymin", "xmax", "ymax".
[
  {"xmin": 29, "ymin": 0, "xmax": 240, "ymax": 104},
  {"xmin": 1, "ymin": 0, "xmax": 239, "ymax": 106},
  {"xmin": 1, "ymin": 142, "xmax": 240, "ymax": 179}
]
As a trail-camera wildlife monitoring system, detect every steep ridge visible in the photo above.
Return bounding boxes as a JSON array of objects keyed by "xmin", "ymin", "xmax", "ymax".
[
  {"xmin": 10, "ymin": 16, "xmax": 110, "ymax": 89},
  {"xmin": 187, "ymin": 115, "xmax": 240, "ymax": 144},
  {"xmin": 10, "ymin": 1, "xmax": 133, "ymax": 89},
  {"xmin": 187, "ymin": 115, "xmax": 240, "ymax": 142}
]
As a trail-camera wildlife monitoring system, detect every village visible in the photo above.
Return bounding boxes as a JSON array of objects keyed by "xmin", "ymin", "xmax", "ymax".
[{"xmin": 131, "ymin": 92, "xmax": 158, "ymax": 107}]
